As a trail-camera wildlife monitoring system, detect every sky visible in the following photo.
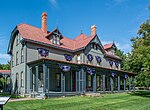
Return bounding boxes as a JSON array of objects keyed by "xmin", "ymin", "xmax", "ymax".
[{"xmin": 0, "ymin": 0, "xmax": 149, "ymax": 64}]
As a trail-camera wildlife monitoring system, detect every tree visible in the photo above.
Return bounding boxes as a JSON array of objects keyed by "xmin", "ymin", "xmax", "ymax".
[
  {"xmin": 0, "ymin": 61, "xmax": 11, "ymax": 70},
  {"xmin": 115, "ymin": 49, "xmax": 131, "ymax": 71},
  {"xmin": 130, "ymin": 19, "xmax": 150, "ymax": 87}
]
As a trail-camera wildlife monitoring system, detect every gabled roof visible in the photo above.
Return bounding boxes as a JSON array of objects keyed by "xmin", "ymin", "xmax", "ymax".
[
  {"xmin": 8, "ymin": 23, "xmax": 121, "ymax": 60},
  {"xmin": 104, "ymin": 43, "xmax": 116, "ymax": 50},
  {"xmin": 16, "ymin": 23, "xmax": 95, "ymax": 51}
]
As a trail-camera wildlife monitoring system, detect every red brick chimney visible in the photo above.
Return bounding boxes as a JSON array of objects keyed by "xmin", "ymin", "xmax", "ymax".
[
  {"xmin": 41, "ymin": 12, "xmax": 48, "ymax": 33},
  {"xmin": 91, "ymin": 25, "xmax": 97, "ymax": 36}
]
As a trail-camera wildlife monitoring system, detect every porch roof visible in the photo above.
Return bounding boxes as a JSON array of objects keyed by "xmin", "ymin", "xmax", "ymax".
[{"xmin": 27, "ymin": 58, "xmax": 136, "ymax": 75}]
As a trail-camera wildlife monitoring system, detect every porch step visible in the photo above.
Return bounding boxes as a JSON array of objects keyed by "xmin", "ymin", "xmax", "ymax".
[
  {"xmin": 35, "ymin": 93, "xmax": 46, "ymax": 99},
  {"xmin": 30, "ymin": 92, "xmax": 46, "ymax": 99},
  {"xmin": 46, "ymin": 92, "xmax": 79, "ymax": 98},
  {"xmin": 85, "ymin": 93, "xmax": 101, "ymax": 97}
]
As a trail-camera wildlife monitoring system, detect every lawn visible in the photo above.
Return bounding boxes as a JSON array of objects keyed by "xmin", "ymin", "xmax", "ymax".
[{"xmin": 4, "ymin": 91, "xmax": 150, "ymax": 110}]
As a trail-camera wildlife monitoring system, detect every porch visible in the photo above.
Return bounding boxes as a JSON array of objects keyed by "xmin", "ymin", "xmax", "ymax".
[{"xmin": 28, "ymin": 58, "xmax": 136, "ymax": 97}]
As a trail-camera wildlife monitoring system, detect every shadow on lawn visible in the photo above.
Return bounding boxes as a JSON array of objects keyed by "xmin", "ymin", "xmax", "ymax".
[{"xmin": 129, "ymin": 90, "xmax": 150, "ymax": 98}]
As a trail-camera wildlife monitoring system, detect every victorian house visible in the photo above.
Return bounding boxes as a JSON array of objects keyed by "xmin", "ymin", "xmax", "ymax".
[{"xmin": 8, "ymin": 12, "xmax": 136, "ymax": 97}]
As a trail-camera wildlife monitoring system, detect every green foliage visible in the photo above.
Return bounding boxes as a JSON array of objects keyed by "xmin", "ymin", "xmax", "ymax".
[
  {"xmin": 115, "ymin": 19, "xmax": 150, "ymax": 87},
  {"xmin": 115, "ymin": 49, "xmax": 131, "ymax": 71},
  {"xmin": 0, "ymin": 61, "xmax": 11, "ymax": 70},
  {"xmin": 130, "ymin": 20, "xmax": 150, "ymax": 87},
  {"xmin": 0, "ymin": 77, "xmax": 6, "ymax": 90}
]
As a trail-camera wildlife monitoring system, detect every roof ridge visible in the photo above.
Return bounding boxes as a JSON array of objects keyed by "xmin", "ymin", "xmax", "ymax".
[{"xmin": 18, "ymin": 23, "xmax": 43, "ymax": 31}]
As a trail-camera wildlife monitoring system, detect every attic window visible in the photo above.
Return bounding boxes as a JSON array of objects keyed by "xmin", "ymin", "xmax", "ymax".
[{"xmin": 52, "ymin": 34, "xmax": 60, "ymax": 45}]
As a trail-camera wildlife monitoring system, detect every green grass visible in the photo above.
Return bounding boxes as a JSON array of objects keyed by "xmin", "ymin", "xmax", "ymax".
[{"xmin": 4, "ymin": 91, "xmax": 150, "ymax": 110}]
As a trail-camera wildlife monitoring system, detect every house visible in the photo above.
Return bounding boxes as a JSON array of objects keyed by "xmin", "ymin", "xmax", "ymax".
[
  {"xmin": 7, "ymin": 12, "xmax": 136, "ymax": 97},
  {"xmin": 0, "ymin": 70, "xmax": 11, "ymax": 92}
]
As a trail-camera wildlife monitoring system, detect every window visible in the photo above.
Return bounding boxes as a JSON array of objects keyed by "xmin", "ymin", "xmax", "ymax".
[
  {"xmin": 16, "ymin": 52, "xmax": 19, "ymax": 65},
  {"xmin": 21, "ymin": 71, "xmax": 24, "ymax": 87},
  {"xmin": 21, "ymin": 48, "xmax": 24, "ymax": 63},
  {"xmin": 96, "ymin": 45, "xmax": 99, "ymax": 50},
  {"xmin": 56, "ymin": 36, "xmax": 60, "ymax": 45},
  {"xmin": 16, "ymin": 34, "xmax": 20, "ymax": 46},
  {"xmin": 52, "ymin": 35, "xmax": 56, "ymax": 44},
  {"xmin": 87, "ymin": 75, "xmax": 92, "ymax": 87},
  {"xmin": 56, "ymin": 73, "xmax": 61, "ymax": 87},
  {"xmin": 16, "ymin": 73, "xmax": 18, "ymax": 81},
  {"xmin": 94, "ymin": 44, "xmax": 97, "ymax": 49},
  {"xmin": 87, "ymin": 60, "xmax": 91, "ymax": 65},
  {"xmin": 96, "ymin": 75, "xmax": 100, "ymax": 87},
  {"xmin": 77, "ymin": 54, "xmax": 81, "ymax": 64}
]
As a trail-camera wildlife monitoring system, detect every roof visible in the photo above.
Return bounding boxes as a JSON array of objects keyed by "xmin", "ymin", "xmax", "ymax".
[
  {"xmin": 17, "ymin": 23, "xmax": 95, "ymax": 51},
  {"xmin": 16, "ymin": 23, "xmax": 120, "ymax": 60},
  {"xmin": 0, "ymin": 70, "xmax": 10, "ymax": 73},
  {"xmin": 103, "ymin": 43, "xmax": 113, "ymax": 50},
  {"xmin": 27, "ymin": 58, "xmax": 136, "ymax": 75}
]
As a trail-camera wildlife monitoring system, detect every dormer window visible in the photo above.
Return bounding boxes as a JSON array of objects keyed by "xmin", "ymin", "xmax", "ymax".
[
  {"xmin": 52, "ymin": 34, "xmax": 60, "ymax": 45},
  {"xmin": 56, "ymin": 36, "xmax": 60, "ymax": 45}
]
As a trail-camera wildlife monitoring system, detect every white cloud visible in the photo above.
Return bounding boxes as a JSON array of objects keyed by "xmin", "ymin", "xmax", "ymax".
[
  {"xmin": 0, "ymin": 53, "xmax": 10, "ymax": 61},
  {"xmin": 101, "ymin": 40, "xmax": 131, "ymax": 53},
  {"xmin": 49, "ymin": 0, "xmax": 58, "ymax": 9}
]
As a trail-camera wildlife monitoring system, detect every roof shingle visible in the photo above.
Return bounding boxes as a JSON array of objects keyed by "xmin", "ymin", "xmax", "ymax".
[{"xmin": 17, "ymin": 23, "xmax": 120, "ymax": 60}]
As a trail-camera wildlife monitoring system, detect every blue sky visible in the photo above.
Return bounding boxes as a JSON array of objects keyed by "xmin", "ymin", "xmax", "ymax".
[{"xmin": 0, "ymin": 0, "xmax": 149, "ymax": 64}]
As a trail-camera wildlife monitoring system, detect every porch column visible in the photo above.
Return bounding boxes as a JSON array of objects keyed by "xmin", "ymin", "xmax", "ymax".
[
  {"xmin": 76, "ymin": 71, "xmax": 80, "ymax": 93},
  {"xmin": 61, "ymin": 72, "xmax": 65, "ymax": 92},
  {"xmin": 47, "ymin": 66, "xmax": 50, "ymax": 92},
  {"xmin": 35, "ymin": 66, "xmax": 39, "ymax": 92},
  {"xmin": 30, "ymin": 67, "xmax": 33, "ymax": 92},
  {"xmin": 102, "ymin": 74, "xmax": 105, "ymax": 93},
  {"xmin": 93, "ymin": 73, "xmax": 96, "ymax": 92},
  {"xmin": 43, "ymin": 63, "xmax": 47, "ymax": 94},
  {"xmin": 83, "ymin": 69, "xmax": 86, "ymax": 92},
  {"xmin": 110, "ymin": 77, "xmax": 113, "ymax": 93},
  {"xmin": 124, "ymin": 78, "xmax": 126, "ymax": 92},
  {"xmin": 80, "ymin": 69, "xmax": 84, "ymax": 93},
  {"xmin": 118, "ymin": 76, "xmax": 120, "ymax": 92}
]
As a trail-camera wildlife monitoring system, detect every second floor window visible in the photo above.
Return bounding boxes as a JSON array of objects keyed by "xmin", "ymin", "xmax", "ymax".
[
  {"xmin": 16, "ymin": 34, "xmax": 20, "ymax": 46},
  {"xmin": 77, "ymin": 54, "xmax": 81, "ymax": 64},
  {"xmin": 21, "ymin": 48, "xmax": 24, "ymax": 63},
  {"xmin": 16, "ymin": 52, "xmax": 19, "ymax": 65}
]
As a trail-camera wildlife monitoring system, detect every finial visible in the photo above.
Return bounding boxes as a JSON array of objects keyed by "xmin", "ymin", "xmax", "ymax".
[
  {"xmin": 56, "ymin": 19, "xmax": 58, "ymax": 28},
  {"xmin": 80, "ymin": 29, "xmax": 83, "ymax": 34},
  {"xmin": 113, "ymin": 40, "xmax": 115, "ymax": 44}
]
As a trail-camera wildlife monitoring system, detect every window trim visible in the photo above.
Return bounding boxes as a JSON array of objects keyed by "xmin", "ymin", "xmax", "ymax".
[
  {"xmin": 20, "ymin": 71, "xmax": 24, "ymax": 87},
  {"xmin": 16, "ymin": 51, "xmax": 19, "ymax": 65},
  {"xmin": 21, "ymin": 48, "xmax": 24, "ymax": 63}
]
